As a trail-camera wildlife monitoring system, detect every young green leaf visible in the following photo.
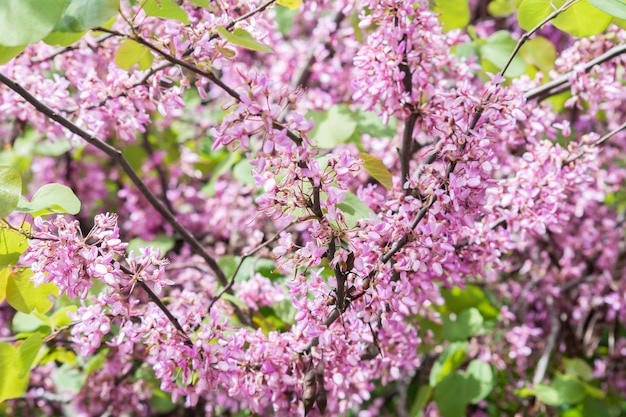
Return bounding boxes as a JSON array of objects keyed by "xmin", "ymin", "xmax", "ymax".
[
  {"xmin": 6, "ymin": 268, "xmax": 58, "ymax": 314},
  {"xmin": 16, "ymin": 183, "xmax": 81, "ymax": 217},
  {"xmin": 552, "ymin": 0, "xmax": 612, "ymax": 37},
  {"xmin": 54, "ymin": 0, "xmax": 120, "ymax": 33},
  {"xmin": 517, "ymin": 0, "xmax": 553, "ymax": 30},
  {"xmin": 433, "ymin": 0, "xmax": 470, "ymax": 31},
  {"xmin": 0, "ymin": 166, "xmax": 22, "ymax": 217},
  {"xmin": 589, "ymin": 0, "xmax": 626, "ymax": 19},
  {"xmin": 308, "ymin": 104, "xmax": 358, "ymax": 149},
  {"xmin": 336, "ymin": 192, "xmax": 375, "ymax": 228},
  {"xmin": 360, "ymin": 153, "xmax": 393, "ymax": 190},
  {"xmin": 0, "ymin": 229, "xmax": 29, "ymax": 268},
  {"xmin": 114, "ymin": 39, "xmax": 154, "ymax": 71},
  {"xmin": 276, "ymin": 0, "xmax": 303, "ymax": 10},
  {"xmin": 217, "ymin": 27, "xmax": 273, "ymax": 53},
  {"xmin": 0, "ymin": 0, "xmax": 67, "ymax": 47},
  {"xmin": 0, "ymin": 342, "xmax": 29, "ymax": 401},
  {"xmin": 142, "ymin": 0, "xmax": 189, "ymax": 24},
  {"xmin": 465, "ymin": 360, "xmax": 494, "ymax": 403}
]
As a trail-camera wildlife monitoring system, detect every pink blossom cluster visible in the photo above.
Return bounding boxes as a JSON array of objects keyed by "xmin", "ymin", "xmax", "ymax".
[{"xmin": 2, "ymin": 0, "xmax": 626, "ymax": 415}]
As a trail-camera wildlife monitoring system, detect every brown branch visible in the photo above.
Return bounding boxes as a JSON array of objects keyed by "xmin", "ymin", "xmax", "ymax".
[
  {"xmin": 0, "ymin": 71, "xmax": 229, "ymax": 288},
  {"xmin": 525, "ymin": 43, "xmax": 626, "ymax": 102}
]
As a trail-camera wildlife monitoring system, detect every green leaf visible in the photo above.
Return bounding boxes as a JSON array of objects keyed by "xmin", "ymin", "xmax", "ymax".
[
  {"xmin": 0, "ymin": 342, "xmax": 29, "ymax": 401},
  {"xmin": 360, "ymin": 153, "xmax": 393, "ymax": 190},
  {"xmin": 54, "ymin": 0, "xmax": 119, "ymax": 32},
  {"xmin": 6, "ymin": 268, "xmax": 58, "ymax": 313},
  {"xmin": 0, "ymin": 229, "xmax": 29, "ymax": 268},
  {"xmin": 308, "ymin": 104, "xmax": 358, "ymax": 149},
  {"xmin": 564, "ymin": 358, "xmax": 594, "ymax": 382},
  {"xmin": 11, "ymin": 311, "xmax": 49, "ymax": 333},
  {"xmin": 216, "ymin": 27, "xmax": 273, "ymax": 53},
  {"xmin": 465, "ymin": 360, "xmax": 494, "ymax": 403},
  {"xmin": 232, "ymin": 159, "xmax": 256, "ymax": 186},
  {"xmin": 0, "ymin": 0, "xmax": 67, "ymax": 47},
  {"xmin": 0, "ymin": 267, "xmax": 8, "ymax": 303},
  {"xmin": 442, "ymin": 308, "xmax": 484, "ymax": 341},
  {"xmin": 429, "ymin": 342, "xmax": 468, "ymax": 386},
  {"xmin": 0, "ymin": 166, "xmax": 22, "ymax": 217},
  {"xmin": 408, "ymin": 385, "xmax": 432, "ymax": 417},
  {"xmin": 354, "ymin": 110, "xmax": 397, "ymax": 138},
  {"xmin": 142, "ymin": 0, "xmax": 189, "ymax": 24},
  {"xmin": 44, "ymin": 31, "xmax": 86, "ymax": 46},
  {"xmin": 434, "ymin": 372, "xmax": 476, "ymax": 417},
  {"xmin": 534, "ymin": 376, "xmax": 586, "ymax": 406},
  {"xmin": 583, "ymin": 396, "xmax": 611, "ymax": 417},
  {"xmin": 519, "ymin": 36, "xmax": 556, "ymax": 74},
  {"xmin": 487, "ymin": 0, "xmax": 516, "ymax": 17},
  {"xmin": 0, "ymin": 44, "xmax": 25, "ymax": 64},
  {"xmin": 85, "ymin": 348, "xmax": 109, "ymax": 375},
  {"xmin": 336, "ymin": 191, "xmax": 375, "ymax": 228},
  {"xmin": 276, "ymin": 0, "xmax": 302, "ymax": 9},
  {"xmin": 114, "ymin": 39, "xmax": 154, "ymax": 71},
  {"xmin": 439, "ymin": 285, "xmax": 499, "ymax": 320},
  {"xmin": 16, "ymin": 332, "xmax": 43, "ymax": 378},
  {"xmin": 187, "ymin": 0, "xmax": 209, "ymax": 7},
  {"xmin": 552, "ymin": 0, "xmax": 612, "ymax": 37},
  {"xmin": 16, "ymin": 183, "xmax": 81, "ymax": 217},
  {"xmin": 126, "ymin": 235, "xmax": 175, "ymax": 257},
  {"xmin": 480, "ymin": 31, "xmax": 527, "ymax": 77},
  {"xmin": 517, "ymin": 0, "xmax": 554, "ymax": 30},
  {"xmin": 434, "ymin": 0, "xmax": 470, "ymax": 31},
  {"xmin": 589, "ymin": 0, "xmax": 626, "ymax": 18},
  {"xmin": 51, "ymin": 305, "xmax": 78, "ymax": 329}
]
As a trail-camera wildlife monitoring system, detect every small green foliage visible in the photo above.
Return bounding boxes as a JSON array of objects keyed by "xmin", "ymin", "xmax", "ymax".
[
  {"xmin": 217, "ymin": 27, "xmax": 273, "ymax": 53},
  {"xmin": 0, "ymin": 45, "xmax": 25, "ymax": 64},
  {"xmin": 0, "ymin": 229, "xmax": 28, "ymax": 268},
  {"xmin": 589, "ymin": 0, "xmax": 626, "ymax": 19},
  {"xmin": 434, "ymin": 0, "xmax": 471, "ymax": 31},
  {"xmin": 360, "ymin": 153, "xmax": 393, "ymax": 190},
  {"xmin": 442, "ymin": 307, "xmax": 484, "ymax": 341},
  {"xmin": 0, "ymin": 333, "xmax": 43, "ymax": 402},
  {"xmin": 551, "ymin": 0, "xmax": 612, "ymax": 37},
  {"xmin": 276, "ymin": 0, "xmax": 303, "ymax": 10},
  {"xmin": 0, "ymin": 166, "xmax": 22, "ymax": 217},
  {"xmin": 16, "ymin": 183, "xmax": 81, "ymax": 217},
  {"xmin": 142, "ymin": 0, "xmax": 189, "ymax": 24},
  {"xmin": 0, "ymin": 0, "xmax": 67, "ymax": 47},
  {"xmin": 127, "ymin": 235, "xmax": 175, "ymax": 257},
  {"xmin": 487, "ymin": 0, "xmax": 517, "ymax": 17},
  {"xmin": 480, "ymin": 31, "xmax": 527, "ymax": 77},
  {"xmin": 308, "ymin": 104, "xmax": 358, "ymax": 149},
  {"xmin": 517, "ymin": 0, "xmax": 554, "ymax": 30},
  {"xmin": 114, "ymin": 39, "xmax": 154, "ymax": 71},
  {"xmin": 429, "ymin": 342, "xmax": 468, "ymax": 386},
  {"xmin": 336, "ymin": 192, "xmax": 374, "ymax": 228},
  {"xmin": 519, "ymin": 36, "xmax": 556, "ymax": 75},
  {"xmin": 6, "ymin": 267, "xmax": 58, "ymax": 314},
  {"xmin": 54, "ymin": 0, "xmax": 120, "ymax": 33}
]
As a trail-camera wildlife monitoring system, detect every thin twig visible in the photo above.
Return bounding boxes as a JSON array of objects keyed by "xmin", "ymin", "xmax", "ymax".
[
  {"xmin": 564, "ymin": 120, "xmax": 626, "ymax": 164},
  {"xmin": 207, "ymin": 220, "xmax": 296, "ymax": 313},
  {"xmin": 525, "ymin": 42, "xmax": 626, "ymax": 102},
  {"xmin": 532, "ymin": 296, "xmax": 560, "ymax": 385},
  {"xmin": 0, "ymin": 71, "xmax": 229, "ymax": 288}
]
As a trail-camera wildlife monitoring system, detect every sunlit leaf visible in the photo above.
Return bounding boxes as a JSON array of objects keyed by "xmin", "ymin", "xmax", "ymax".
[
  {"xmin": 142, "ymin": 0, "xmax": 189, "ymax": 24},
  {"xmin": 6, "ymin": 268, "xmax": 58, "ymax": 313},
  {"xmin": 360, "ymin": 153, "xmax": 393, "ymax": 190},
  {"xmin": 0, "ymin": 0, "xmax": 67, "ymax": 46},
  {"xmin": 276, "ymin": 0, "xmax": 302, "ymax": 10},
  {"xmin": 0, "ymin": 166, "xmax": 22, "ymax": 217},
  {"xmin": 434, "ymin": 0, "xmax": 470, "ymax": 31},
  {"xmin": 217, "ymin": 27, "xmax": 273, "ymax": 53},
  {"xmin": 114, "ymin": 39, "xmax": 154, "ymax": 71}
]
